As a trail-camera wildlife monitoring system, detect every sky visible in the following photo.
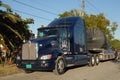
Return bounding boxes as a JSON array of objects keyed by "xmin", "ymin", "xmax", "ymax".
[{"xmin": 1, "ymin": 0, "xmax": 120, "ymax": 40}]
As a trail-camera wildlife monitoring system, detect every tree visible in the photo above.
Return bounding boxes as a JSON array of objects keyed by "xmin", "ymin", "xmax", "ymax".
[
  {"xmin": 59, "ymin": 11, "xmax": 71, "ymax": 18},
  {"xmin": 59, "ymin": 9, "xmax": 85, "ymax": 18},
  {"xmin": 110, "ymin": 39, "xmax": 120, "ymax": 50},
  {"xmin": 111, "ymin": 22, "xmax": 118, "ymax": 35},
  {"xmin": 0, "ymin": 1, "xmax": 34, "ymax": 63},
  {"xmin": 0, "ymin": 0, "xmax": 11, "ymax": 12}
]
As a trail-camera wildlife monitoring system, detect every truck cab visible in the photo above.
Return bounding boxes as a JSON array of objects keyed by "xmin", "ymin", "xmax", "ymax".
[{"xmin": 16, "ymin": 16, "xmax": 95, "ymax": 75}]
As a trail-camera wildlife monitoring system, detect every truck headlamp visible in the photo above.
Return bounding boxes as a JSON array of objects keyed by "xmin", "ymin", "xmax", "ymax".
[{"xmin": 40, "ymin": 54, "xmax": 52, "ymax": 60}]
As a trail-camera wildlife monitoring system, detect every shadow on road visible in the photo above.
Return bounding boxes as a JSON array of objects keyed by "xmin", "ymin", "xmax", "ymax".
[
  {"xmin": 22, "ymin": 64, "xmax": 88, "ymax": 75},
  {"xmin": 111, "ymin": 59, "xmax": 120, "ymax": 71}
]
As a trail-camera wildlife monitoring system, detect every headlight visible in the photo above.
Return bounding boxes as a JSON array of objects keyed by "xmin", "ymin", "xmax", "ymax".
[{"xmin": 40, "ymin": 54, "xmax": 52, "ymax": 60}]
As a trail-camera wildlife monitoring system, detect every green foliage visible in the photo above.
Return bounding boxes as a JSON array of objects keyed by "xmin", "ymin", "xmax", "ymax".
[
  {"xmin": 111, "ymin": 22, "xmax": 118, "ymax": 35},
  {"xmin": 23, "ymin": 18, "xmax": 34, "ymax": 24},
  {"xmin": 0, "ymin": 1, "xmax": 34, "ymax": 60},
  {"xmin": 110, "ymin": 39, "xmax": 120, "ymax": 50},
  {"xmin": 0, "ymin": 0, "xmax": 12, "ymax": 12},
  {"xmin": 59, "ymin": 11, "xmax": 71, "ymax": 18}
]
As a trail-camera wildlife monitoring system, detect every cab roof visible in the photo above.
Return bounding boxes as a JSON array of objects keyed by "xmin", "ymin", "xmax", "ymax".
[{"xmin": 38, "ymin": 16, "xmax": 83, "ymax": 30}]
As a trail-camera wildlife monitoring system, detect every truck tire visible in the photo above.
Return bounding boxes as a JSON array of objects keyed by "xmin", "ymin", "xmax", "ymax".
[
  {"xmin": 89, "ymin": 55, "xmax": 95, "ymax": 67},
  {"xmin": 95, "ymin": 55, "xmax": 99, "ymax": 65},
  {"xmin": 53, "ymin": 56, "xmax": 66, "ymax": 75}
]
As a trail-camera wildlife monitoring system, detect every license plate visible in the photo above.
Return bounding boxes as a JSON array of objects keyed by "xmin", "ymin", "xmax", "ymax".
[{"xmin": 26, "ymin": 64, "xmax": 32, "ymax": 69}]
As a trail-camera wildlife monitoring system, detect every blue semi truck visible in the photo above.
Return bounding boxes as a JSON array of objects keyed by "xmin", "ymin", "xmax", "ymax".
[{"xmin": 16, "ymin": 16, "xmax": 115, "ymax": 75}]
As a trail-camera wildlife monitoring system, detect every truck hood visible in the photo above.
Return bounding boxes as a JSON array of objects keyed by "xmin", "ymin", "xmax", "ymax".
[
  {"xmin": 21, "ymin": 36, "xmax": 59, "ymax": 60},
  {"xmin": 29, "ymin": 36, "xmax": 59, "ymax": 54}
]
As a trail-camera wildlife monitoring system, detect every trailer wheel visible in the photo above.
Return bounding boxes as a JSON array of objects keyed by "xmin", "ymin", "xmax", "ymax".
[
  {"xmin": 95, "ymin": 55, "xmax": 99, "ymax": 65},
  {"xmin": 53, "ymin": 56, "xmax": 66, "ymax": 75},
  {"xmin": 89, "ymin": 56, "xmax": 95, "ymax": 67}
]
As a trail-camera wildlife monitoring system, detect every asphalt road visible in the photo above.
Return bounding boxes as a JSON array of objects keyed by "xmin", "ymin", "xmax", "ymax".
[{"xmin": 0, "ymin": 61, "xmax": 120, "ymax": 80}]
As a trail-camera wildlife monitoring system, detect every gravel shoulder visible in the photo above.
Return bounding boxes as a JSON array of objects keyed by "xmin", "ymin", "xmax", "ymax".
[
  {"xmin": 0, "ymin": 64, "xmax": 21, "ymax": 77},
  {"xmin": 0, "ymin": 61, "xmax": 120, "ymax": 80}
]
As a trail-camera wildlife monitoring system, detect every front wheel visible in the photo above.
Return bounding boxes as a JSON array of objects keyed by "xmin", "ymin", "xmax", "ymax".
[{"xmin": 53, "ymin": 56, "xmax": 66, "ymax": 75}]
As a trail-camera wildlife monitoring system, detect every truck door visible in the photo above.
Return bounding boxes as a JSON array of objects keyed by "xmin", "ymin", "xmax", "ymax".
[
  {"xmin": 59, "ymin": 27, "xmax": 75, "ymax": 65},
  {"xmin": 73, "ymin": 21, "xmax": 88, "ymax": 65}
]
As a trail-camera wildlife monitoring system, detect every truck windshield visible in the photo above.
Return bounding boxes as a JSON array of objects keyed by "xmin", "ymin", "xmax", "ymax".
[
  {"xmin": 38, "ymin": 28, "xmax": 58, "ymax": 38},
  {"xmin": 38, "ymin": 27, "xmax": 70, "ymax": 51}
]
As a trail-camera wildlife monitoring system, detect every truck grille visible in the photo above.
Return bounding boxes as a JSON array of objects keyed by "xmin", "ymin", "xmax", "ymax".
[{"xmin": 22, "ymin": 42, "xmax": 38, "ymax": 60}]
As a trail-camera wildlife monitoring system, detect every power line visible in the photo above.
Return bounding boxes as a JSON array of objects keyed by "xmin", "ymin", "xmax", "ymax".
[
  {"xmin": 33, "ymin": 0, "xmax": 60, "ymax": 12},
  {"xmin": 13, "ymin": 0, "xmax": 58, "ymax": 16},
  {"xmin": 86, "ymin": 0, "xmax": 100, "ymax": 13},
  {"xmin": 81, "ymin": 0, "xmax": 85, "ymax": 12},
  {"xmin": 13, "ymin": 9, "xmax": 52, "ymax": 21},
  {"xmin": 86, "ymin": 0, "xmax": 114, "ymax": 21},
  {"xmin": 81, "ymin": 0, "xmax": 85, "ymax": 17}
]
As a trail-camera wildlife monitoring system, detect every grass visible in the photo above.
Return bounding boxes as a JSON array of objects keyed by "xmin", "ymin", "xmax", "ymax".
[{"xmin": 0, "ymin": 64, "xmax": 21, "ymax": 77}]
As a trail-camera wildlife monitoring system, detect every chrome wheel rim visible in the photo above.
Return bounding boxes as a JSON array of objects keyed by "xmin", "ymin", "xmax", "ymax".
[
  {"xmin": 57, "ymin": 59, "xmax": 64, "ymax": 73},
  {"xmin": 96, "ymin": 56, "xmax": 99, "ymax": 64},
  {"xmin": 92, "ymin": 57, "xmax": 95, "ymax": 65}
]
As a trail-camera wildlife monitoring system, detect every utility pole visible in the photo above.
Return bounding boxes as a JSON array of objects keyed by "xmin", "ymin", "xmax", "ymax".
[{"xmin": 81, "ymin": 0, "xmax": 85, "ymax": 18}]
